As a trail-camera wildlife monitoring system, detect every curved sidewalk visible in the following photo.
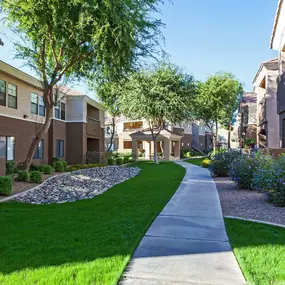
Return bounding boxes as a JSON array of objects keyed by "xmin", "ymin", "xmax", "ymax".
[{"xmin": 120, "ymin": 161, "xmax": 245, "ymax": 285}]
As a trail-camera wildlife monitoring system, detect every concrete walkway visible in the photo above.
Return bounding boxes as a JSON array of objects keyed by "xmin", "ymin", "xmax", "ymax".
[{"xmin": 120, "ymin": 161, "xmax": 245, "ymax": 285}]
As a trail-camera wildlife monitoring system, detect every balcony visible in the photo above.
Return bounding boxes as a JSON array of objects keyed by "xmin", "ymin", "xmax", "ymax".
[{"xmin": 86, "ymin": 116, "xmax": 101, "ymax": 137}]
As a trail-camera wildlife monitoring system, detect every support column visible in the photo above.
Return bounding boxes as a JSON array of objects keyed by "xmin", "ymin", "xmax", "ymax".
[
  {"xmin": 163, "ymin": 139, "xmax": 171, "ymax": 161},
  {"xmin": 174, "ymin": 140, "xmax": 181, "ymax": 160},
  {"xmin": 132, "ymin": 139, "xmax": 138, "ymax": 160},
  {"xmin": 143, "ymin": 141, "xmax": 150, "ymax": 159}
]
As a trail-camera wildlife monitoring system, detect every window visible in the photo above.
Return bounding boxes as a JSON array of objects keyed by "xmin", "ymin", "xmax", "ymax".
[
  {"xmin": 123, "ymin": 141, "xmax": 132, "ymax": 149},
  {"xmin": 31, "ymin": 93, "xmax": 38, "ymax": 114},
  {"xmin": 0, "ymin": 136, "xmax": 15, "ymax": 160},
  {"xmin": 54, "ymin": 104, "xmax": 60, "ymax": 119},
  {"xmin": 0, "ymin": 80, "xmax": 6, "ymax": 106},
  {"xmin": 39, "ymin": 96, "xmax": 45, "ymax": 116},
  {"xmin": 33, "ymin": 140, "xmax": 44, "ymax": 159},
  {"xmin": 8, "ymin": 83, "xmax": 17, "ymax": 109},
  {"xmin": 60, "ymin": 102, "xmax": 65, "ymax": 120},
  {"xmin": 123, "ymin": 121, "xmax": 143, "ymax": 131},
  {"xmin": 56, "ymin": 140, "xmax": 64, "ymax": 157}
]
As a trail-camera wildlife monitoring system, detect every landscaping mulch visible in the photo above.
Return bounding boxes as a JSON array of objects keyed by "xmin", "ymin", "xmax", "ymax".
[{"xmin": 215, "ymin": 176, "xmax": 285, "ymax": 226}]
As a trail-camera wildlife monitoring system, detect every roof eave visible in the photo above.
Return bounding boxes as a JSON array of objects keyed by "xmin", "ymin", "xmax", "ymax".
[{"xmin": 270, "ymin": 0, "xmax": 283, "ymax": 49}]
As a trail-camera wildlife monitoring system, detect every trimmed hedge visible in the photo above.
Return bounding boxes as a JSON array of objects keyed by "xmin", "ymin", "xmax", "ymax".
[
  {"xmin": 29, "ymin": 171, "xmax": 43, "ymax": 183},
  {"xmin": 116, "ymin": 157, "xmax": 124, "ymax": 165},
  {"xmin": 17, "ymin": 170, "xmax": 29, "ymax": 182},
  {"xmin": 5, "ymin": 161, "xmax": 15, "ymax": 175},
  {"xmin": 55, "ymin": 161, "xmax": 64, "ymax": 172},
  {"xmin": 0, "ymin": 176, "xmax": 12, "ymax": 195},
  {"xmin": 123, "ymin": 156, "xmax": 130, "ymax": 164},
  {"xmin": 29, "ymin": 163, "xmax": 39, "ymax": 171},
  {"xmin": 52, "ymin": 157, "xmax": 60, "ymax": 167},
  {"xmin": 108, "ymin": 158, "xmax": 115, "ymax": 165},
  {"xmin": 43, "ymin": 165, "xmax": 53, "ymax": 174}
]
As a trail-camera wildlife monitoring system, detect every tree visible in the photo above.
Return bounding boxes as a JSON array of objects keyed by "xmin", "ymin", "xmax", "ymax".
[
  {"xmin": 195, "ymin": 72, "xmax": 243, "ymax": 150},
  {"xmin": 1, "ymin": 0, "xmax": 163, "ymax": 170},
  {"xmin": 118, "ymin": 63, "xmax": 197, "ymax": 164}
]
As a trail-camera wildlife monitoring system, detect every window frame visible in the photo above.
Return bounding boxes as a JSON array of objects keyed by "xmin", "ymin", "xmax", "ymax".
[
  {"xmin": 33, "ymin": 139, "xmax": 44, "ymax": 159},
  {"xmin": 8, "ymin": 83, "xmax": 17, "ymax": 109},
  {"xmin": 0, "ymin": 79, "xmax": 6, "ymax": 107},
  {"xmin": 39, "ymin": 96, "xmax": 45, "ymax": 117},
  {"xmin": 60, "ymin": 102, "xmax": 66, "ymax": 120},
  {"xmin": 31, "ymin": 92, "xmax": 39, "ymax": 115},
  {"xmin": 56, "ymin": 139, "xmax": 64, "ymax": 158},
  {"xmin": 0, "ymin": 136, "xmax": 15, "ymax": 161}
]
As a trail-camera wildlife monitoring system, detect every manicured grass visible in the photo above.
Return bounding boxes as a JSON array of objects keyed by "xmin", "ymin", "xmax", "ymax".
[
  {"xmin": 185, "ymin": 157, "xmax": 204, "ymax": 166},
  {"xmin": 0, "ymin": 162, "xmax": 185, "ymax": 285},
  {"xmin": 225, "ymin": 218, "xmax": 285, "ymax": 285}
]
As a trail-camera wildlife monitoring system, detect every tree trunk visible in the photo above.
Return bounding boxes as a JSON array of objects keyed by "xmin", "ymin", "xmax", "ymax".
[
  {"xmin": 214, "ymin": 120, "xmax": 218, "ymax": 151},
  {"xmin": 23, "ymin": 107, "xmax": 53, "ymax": 171},
  {"xmin": 107, "ymin": 117, "xmax": 115, "ymax": 151},
  {"xmin": 228, "ymin": 122, "xmax": 231, "ymax": 149},
  {"xmin": 152, "ymin": 137, "xmax": 158, "ymax": 165}
]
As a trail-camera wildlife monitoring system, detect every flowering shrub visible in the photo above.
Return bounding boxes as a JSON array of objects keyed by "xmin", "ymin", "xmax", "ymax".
[
  {"xmin": 202, "ymin": 158, "xmax": 211, "ymax": 168},
  {"xmin": 252, "ymin": 157, "xmax": 285, "ymax": 206},
  {"xmin": 209, "ymin": 150, "xmax": 240, "ymax": 176}
]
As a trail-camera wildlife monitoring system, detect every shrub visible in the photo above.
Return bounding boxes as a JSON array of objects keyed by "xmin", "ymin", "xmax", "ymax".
[
  {"xmin": 61, "ymin": 161, "xmax": 67, "ymax": 171},
  {"xmin": 43, "ymin": 165, "xmax": 53, "ymax": 174},
  {"xmin": 29, "ymin": 171, "xmax": 43, "ymax": 183},
  {"xmin": 129, "ymin": 159, "xmax": 135, "ymax": 163},
  {"xmin": 108, "ymin": 158, "xmax": 115, "ymax": 165},
  {"xmin": 202, "ymin": 158, "xmax": 211, "ymax": 168},
  {"xmin": 17, "ymin": 170, "xmax": 29, "ymax": 182},
  {"xmin": 209, "ymin": 150, "xmax": 240, "ymax": 177},
  {"xmin": 251, "ymin": 156, "xmax": 285, "ymax": 206},
  {"xmin": 52, "ymin": 157, "xmax": 60, "ymax": 167},
  {"xmin": 16, "ymin": 161, "xmax": 25, "ymax": 171},
  {"xmin": 116, "ymin": 157, "xmax": 124, "ymax": 165},
  {"xmin": 0, "ymin": 176, "xmax": 12, "ymax": 195},
  {"xmin": 5, "ymin": 161, "xmax": 15, "ymax": 175},
  {"xmin": 38, "ymin": 164, "xmax": 46, "ymax": 172},
  {"xmin": 123, "ymin": 156, "xmax": 130, "ymax": 164},
  {"xmin": 29, "ymin": 163, "xmax": 39, "ymax": 171},
  {"xmin": 229, "ymin": 153, "xmax": 262, "ymax": 189},
  {"xmin": 65, "ymin": 164, "xmax": 103, "ymax": 172},
  {"xmin": 55, "ymin": 161, "xmax": 64, "ymax": 172}
]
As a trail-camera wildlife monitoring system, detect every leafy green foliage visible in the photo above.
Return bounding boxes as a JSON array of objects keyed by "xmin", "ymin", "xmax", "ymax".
[
  {"xmin": 29, "ymin": 171, "xmax": 43, "ymax": 183},
  {"xmin": 202, "ymin": 158, "xmax": 211, "ymax": 168},
  {"xmin": 5, "ymin": 161, "xmax": 15, "ymax": 175},
  {"xmin": 43, "ymin": 165, "xmax": 53, "ymax": 175},
  {"xmin": 29, "ymin": 163, "xmax": 39, "ymax": 171},
  {"xmin": 52, "ymin": 158, "xmax": 60, "ymax": 167},
  {"xmin": 108, "ymin": 158, "xmax": 115, "ymax": 165},
  {"xmin": 17, "ymin": 171, "xmax": 29, "ymax": 182},
  {"xmin": 55, "ymin": 162, "xmax": 64, "ymax": 172},
  {"xmin": 116, "ymin": 157, "xmax": 124, "ymax": 165},
  {"xmin": 66, "ymin": 164, "xmax": 103, "ymax": 172},
  {"xmin": 209, "ymin": 149, "xmax": 240, "ymax": 176},
  {"xmin": 186, "ymin": 158, "xmax": 205, "ymax": 167},
  {"xmin": 0, "ymin": 176, "xmax": 12, "ymax": 195}
]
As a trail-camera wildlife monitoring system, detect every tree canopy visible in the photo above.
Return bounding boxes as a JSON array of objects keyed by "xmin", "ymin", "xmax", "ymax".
[{"xmin": 118, "ymin": 62, "xmax": 197, "ymax": 163}]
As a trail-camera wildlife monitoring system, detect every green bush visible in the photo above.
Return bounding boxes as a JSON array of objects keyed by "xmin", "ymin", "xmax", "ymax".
[
  {"xmin": 29, "ymin": 171, "xmax": 43, "ymax": 183},
  {"xmin": 129, "ymin": 159, "xmax": 135, "ymax": 163},
  {"xmin": 16, "ymin": 161, "xmax": 25, "ymax": 171},
  {"xmin": 229, "ymin": 153, "xmax": 261, "ymax": 189},
  {"xmin": 0, "ymin": 176, "xmax": 12, "ymax": 195},
  {"xmin": 251, "ymin": 156, "xmax": 285, "ymax": 206},
  {"xmin": 43, "ymin": 165, "xmax": 53, "ymax": 174},
  {"xmin": 123, "ymin": 156, "xmax": 130, "ymax": 164},
  {"xmin": 29, "ymin": 163, "xmax": 39, "ymax": 171},
  {"xmin": 209, "ymin": 150, "xmax": 240, "ymax": 177},
  {"xmin": 38, "ymin": 164, "xmax": 46, "ymax": 172},
  {"xmin": 108, "ymin": 158, "xmax": 115, "ymax": 165},
  {"xmin": 116, "ymin": 157, "xmax": 124, "ymax": 165},
  {"xmin": 52, "ymin": 157, "xmax": 60, "ymax": 167},
  {"xmin": 61, "ymin": 161, "xmax": 67, "ymax": 171},
  {"xmin": 55, "ymin": 161, "xmax": 64, "ymax": 172},
  {"xmin": 17, "ymin": 170, "xmax": 29, "ymax": 182},
  {"xmin": 202, "ymin": 158, "xmax": 211, "ymax": 168},
  {"xmin": 5, "ymin": 161, "xmax": 15, "ymax": 175},
  {"xmin": 65, "ymin": 164, "xmax": 103, "ymax": 172}
]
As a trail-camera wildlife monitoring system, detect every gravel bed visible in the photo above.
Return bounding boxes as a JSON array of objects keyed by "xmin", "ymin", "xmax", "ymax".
[
  {"xmin": 215, "ymin": 177, "xmax": 285, "ymax": 226},
  {"xmin": 14, "ymin": 166, "xmax": 140, "ymax": 204}
]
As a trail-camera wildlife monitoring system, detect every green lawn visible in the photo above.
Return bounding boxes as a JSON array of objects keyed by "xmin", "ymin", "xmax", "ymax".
[
  {"xmin": 0, "ymin": 161, "xmax": 185, "ymax": 285},
  {"xmin": 185, "ymin": 157, "xmax": 204, "ymax": 166},
  {"xmin": 225, "ymin": 218, "xmax": 285, "ymax": 285}
]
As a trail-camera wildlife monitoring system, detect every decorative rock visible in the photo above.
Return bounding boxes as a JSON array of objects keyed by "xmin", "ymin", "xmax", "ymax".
[{"xmin": 14, "ymin": 166, "xmax": 140, "ymax": 204}]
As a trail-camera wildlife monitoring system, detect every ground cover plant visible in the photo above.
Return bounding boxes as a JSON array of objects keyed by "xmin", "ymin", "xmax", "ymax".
[
  {"xmin": 225, "ymin": 218, "xmax": 285, "ymax": 285},
  {"xmin": 0, "ymin": 161, "xmax": 185, "ymax": 285},
  {"xmin": 186, "ymin": 157, "xmax": 205, "ymax": 166}
]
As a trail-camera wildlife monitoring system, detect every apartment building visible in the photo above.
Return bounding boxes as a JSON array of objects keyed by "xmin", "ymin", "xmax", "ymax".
[
  {"xmin": 252, "ymin": 59, "xmax": 280, "ymax": 148},
  {"xmin": 238, "ymin": 92, "xmax": 257, "ymax": 147},
  {"xmin": 270, "ymin": 0, "xmax": 285, "ymax": 147},
  {"xmin": 0, "ymin": 60, "xmax": 105, "ymax": 175},
  {"xmin": 105, "ymin": 115, "xmax": 213, "ymax": 156}
]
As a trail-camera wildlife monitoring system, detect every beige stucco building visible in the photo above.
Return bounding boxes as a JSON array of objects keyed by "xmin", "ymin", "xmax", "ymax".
[{"xmin": 0, "ymin": 60, "xmax": 105, "ymax": 175}]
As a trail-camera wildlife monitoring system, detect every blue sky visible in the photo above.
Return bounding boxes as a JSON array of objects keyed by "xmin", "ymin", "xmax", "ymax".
[{"xmin": 0, "ymin": 0, "xmax": 279, "ymax": 94}]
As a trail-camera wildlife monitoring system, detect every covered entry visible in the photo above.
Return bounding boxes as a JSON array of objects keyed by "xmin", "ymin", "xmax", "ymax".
[{"xmin": 130, "ymin": 129, "xmax": 182, "ymax": 161}]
